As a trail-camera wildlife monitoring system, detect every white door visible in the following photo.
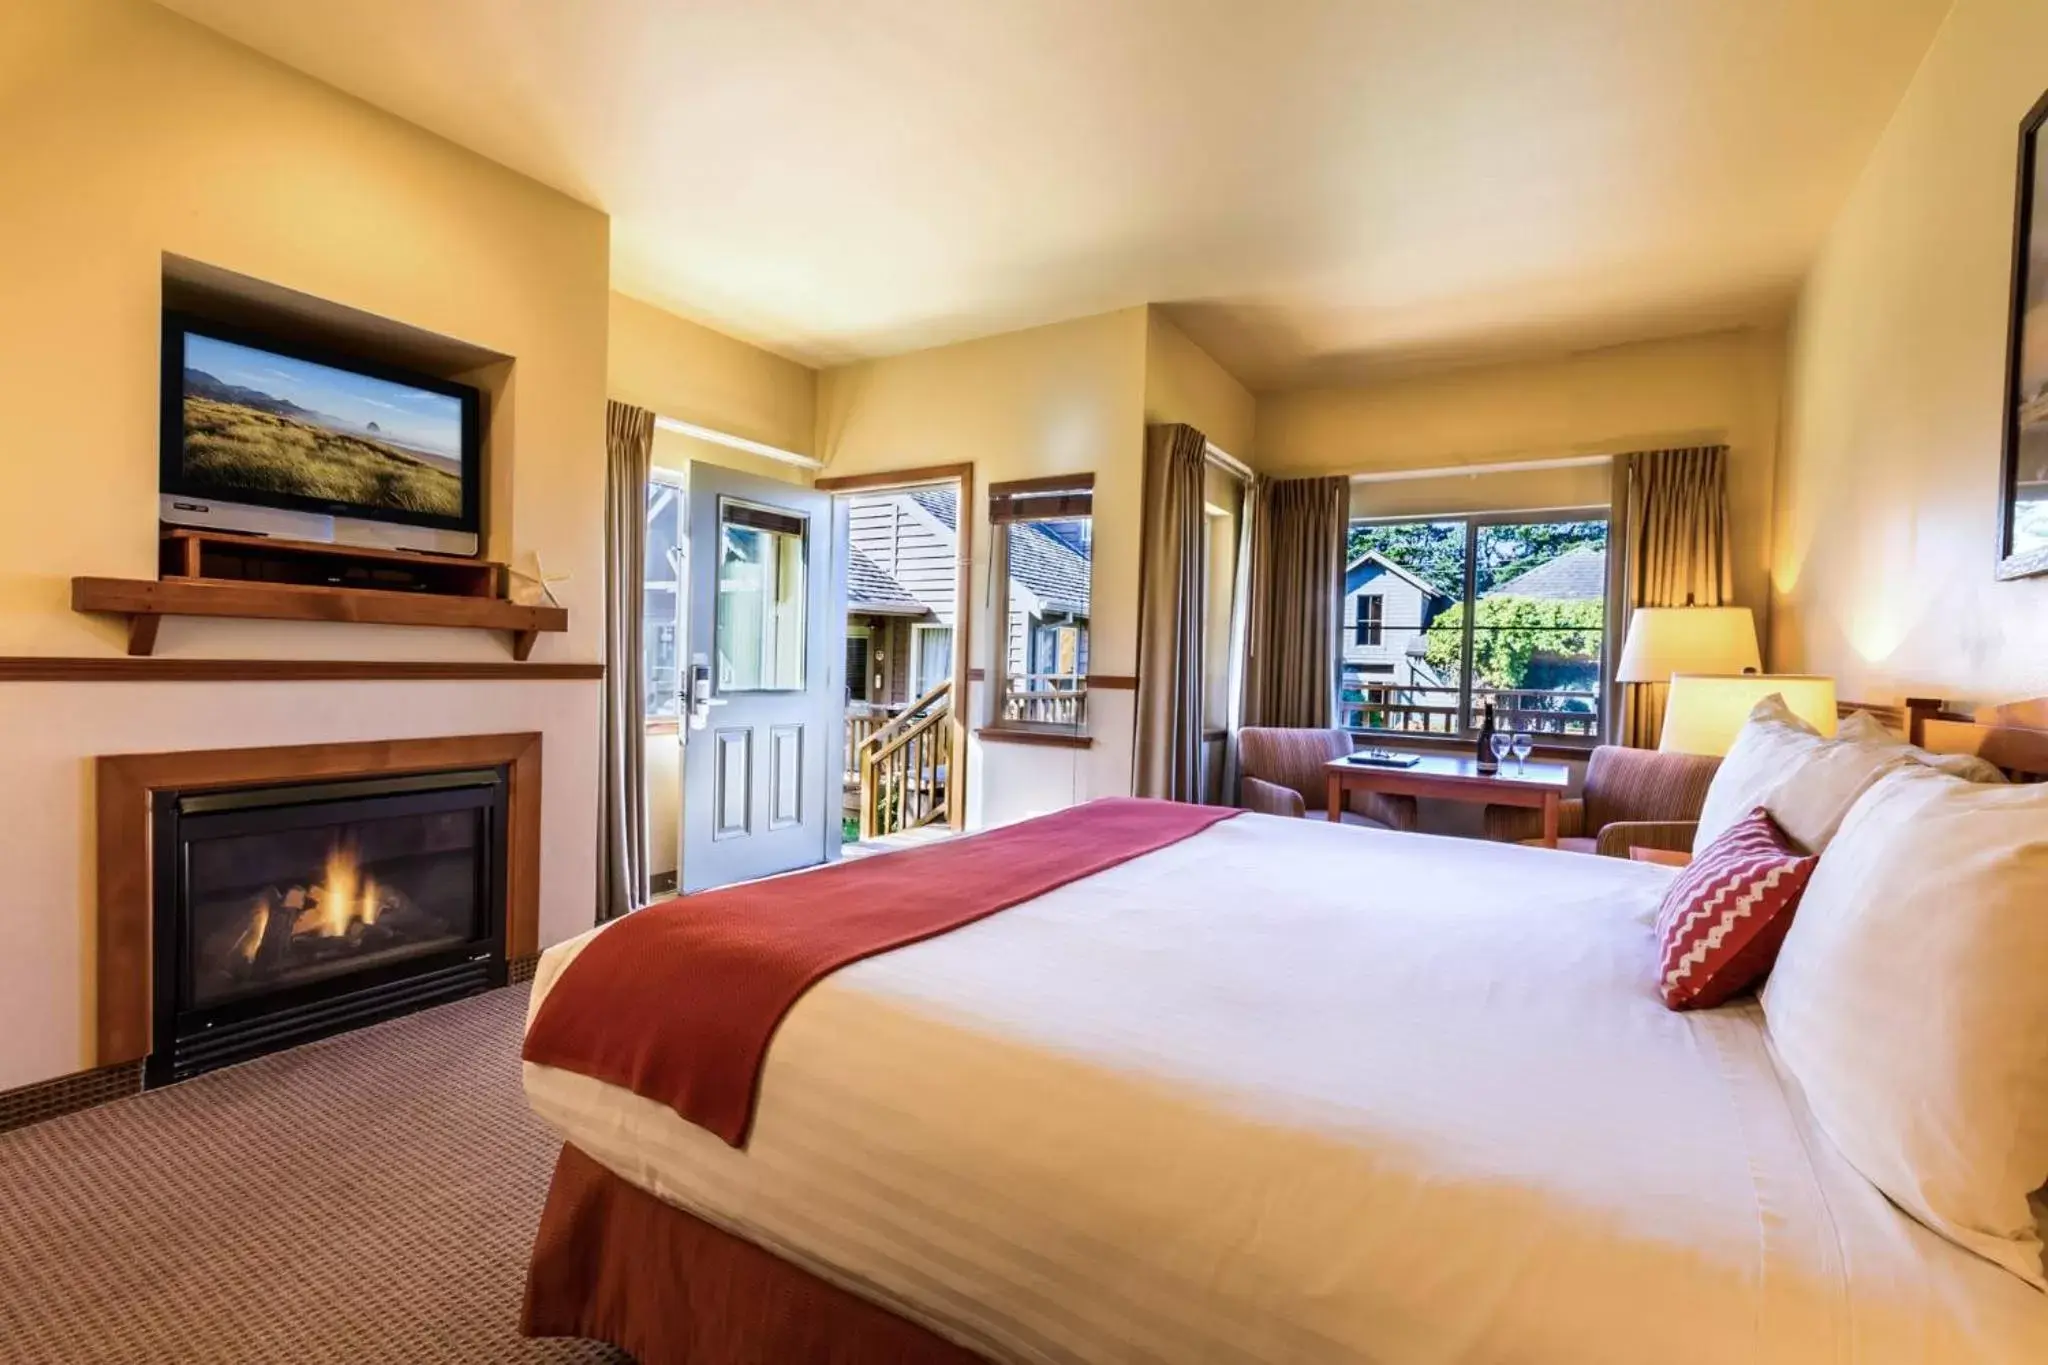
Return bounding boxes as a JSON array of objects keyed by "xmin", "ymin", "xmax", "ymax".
[{"xmin": 679, "ymin": 463, "xmax": 845, "ymax": 892}]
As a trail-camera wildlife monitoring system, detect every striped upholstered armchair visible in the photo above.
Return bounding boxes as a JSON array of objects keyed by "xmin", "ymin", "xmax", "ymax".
[
  {"xmin": 1484, "ymin": 745, "xmax": 1721, "ymax": 856},
  {"xmin": 1238, "ymin": 727, "xmax": 1418, "ymax": 832}
]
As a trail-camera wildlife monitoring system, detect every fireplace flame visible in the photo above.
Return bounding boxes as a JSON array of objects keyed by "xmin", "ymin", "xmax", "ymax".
[
  {"xmin": 321, "ymin": 841, "xmax": 362, "ymax": 938},
  {"xmin": 237, "ymin": 838, "xmax": 390, "ymax": 963}
]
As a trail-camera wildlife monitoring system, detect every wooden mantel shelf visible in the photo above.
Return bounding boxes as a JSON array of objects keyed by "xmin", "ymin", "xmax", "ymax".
[{"xmin": 72, "ymin": 576, "xmax": 569, "ymax": 659}]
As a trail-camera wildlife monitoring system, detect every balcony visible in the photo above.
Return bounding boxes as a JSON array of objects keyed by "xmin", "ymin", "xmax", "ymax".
[
  {"xmin": 1338, "ymin": 685, "xmax": 1601, "ymax": 739},
  {"xmin": 999, "ymin": 673, "xmax": 1087, "ymax": 727}
]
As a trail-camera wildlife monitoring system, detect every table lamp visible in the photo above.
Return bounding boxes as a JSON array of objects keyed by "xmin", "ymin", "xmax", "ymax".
[
  {"xmin": 1659, "ymin": 674, "xmax": 1837, "ymax": 756},
  {"xmin": 1615, "ymin": 606, "xmax": 1762, "ymax": 683}
]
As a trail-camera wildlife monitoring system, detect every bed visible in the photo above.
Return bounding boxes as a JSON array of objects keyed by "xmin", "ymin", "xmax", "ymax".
[{"xmin": 519, "ymin": 704, "xmax": 2048, "ymax": 1364}]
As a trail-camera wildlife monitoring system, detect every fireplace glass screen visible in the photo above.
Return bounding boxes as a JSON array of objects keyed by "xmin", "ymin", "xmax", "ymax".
[{"xmin": 183, "ymin": 805, "xmax": 485, "ymax": 1009}]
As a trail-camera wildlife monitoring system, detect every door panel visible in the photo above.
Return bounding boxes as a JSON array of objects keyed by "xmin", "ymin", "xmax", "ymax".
[{"xmin": 680, "ymin": 464, "xmax": 843, "ymax": 891}]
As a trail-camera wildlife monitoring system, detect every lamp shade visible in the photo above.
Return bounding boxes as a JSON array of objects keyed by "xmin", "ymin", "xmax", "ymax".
[
  {"xmin": 1615, "ymin": 607, "xmax": 1762, "ymax": 683},
  {"xmin": 1659, "ymin": 674, "xmax": 1837, "ymax": 757}
]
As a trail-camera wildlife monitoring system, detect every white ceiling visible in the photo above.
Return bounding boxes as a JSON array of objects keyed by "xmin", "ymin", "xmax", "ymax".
[{"xmin": 155, "ymin": 0, "xmax": 1952, "ymax": 388}]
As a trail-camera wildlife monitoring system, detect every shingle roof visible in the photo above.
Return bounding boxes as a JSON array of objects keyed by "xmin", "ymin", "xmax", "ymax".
[
  {"xmin": 1004, "ymin": 520, "xmax": 1091, "ymax": 616},
  {"xmin": 1488, "ymin": 545, "xmax": 1606, "ymax": 600},
  {"xmin": 846, "ymin": 544, "xmax": 927, "ymax": 615},
  {"xmin": 907, "ymin": 486, "xmax": 1087, "ymax": 617}
]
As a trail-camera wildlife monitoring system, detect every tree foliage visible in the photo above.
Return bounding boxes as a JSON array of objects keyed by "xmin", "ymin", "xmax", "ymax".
[{"xmin": 1424, "ymin": 596, "xmax": 1605, "ymax": 689}]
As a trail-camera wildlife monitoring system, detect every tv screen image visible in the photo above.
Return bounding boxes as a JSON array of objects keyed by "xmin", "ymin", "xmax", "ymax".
[{"xmin": 173, "ymin": 330, "xmax": 470, "ymax": 523}]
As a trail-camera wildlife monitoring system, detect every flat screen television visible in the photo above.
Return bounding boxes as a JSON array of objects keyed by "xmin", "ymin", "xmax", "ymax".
[{"xmin": 160, "ymin": 313, "xmax": 483, "ymax": 556}]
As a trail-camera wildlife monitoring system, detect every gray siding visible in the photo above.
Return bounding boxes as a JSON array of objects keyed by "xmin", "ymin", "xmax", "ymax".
[
  {"xmin": 847, "ymin": 495, "xmax": 956, "ymax": 627},
  {"xmin": 1342, "ymin": 576, "xmax": 1432, "ymax": 672}
]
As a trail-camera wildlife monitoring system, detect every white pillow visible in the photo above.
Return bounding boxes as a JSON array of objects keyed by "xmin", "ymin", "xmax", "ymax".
[
  {"xmin": 1762, "ymin": 765, "xmax": 2048, "ymax": 1287},
  {"xmin": 1693, "ymin": 697, "xmax": 1929, "ymax": 855},
  {"xmin": 1692, "ymin": 695, "xmax": 1824, "ymax": 851},
  {"xmin": 1837, "ymin": 709, "xmax": 2008, "ymax": 784}
]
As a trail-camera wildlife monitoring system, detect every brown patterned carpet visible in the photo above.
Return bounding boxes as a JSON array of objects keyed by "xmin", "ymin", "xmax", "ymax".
[{"xmin": 0, "ymin": 986, "xmax": 629, "ymax": 1364}]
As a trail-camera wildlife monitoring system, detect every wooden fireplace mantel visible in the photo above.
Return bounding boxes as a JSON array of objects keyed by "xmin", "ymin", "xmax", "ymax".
[{"xmin": 95, "ymin": 732, "xmax": 543, "ymax": 1068}]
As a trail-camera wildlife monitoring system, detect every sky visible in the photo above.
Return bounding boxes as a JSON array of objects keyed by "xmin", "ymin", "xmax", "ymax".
[{"xmin": 184, "ymin": 334, "xmax": 463, "ymax": 462}]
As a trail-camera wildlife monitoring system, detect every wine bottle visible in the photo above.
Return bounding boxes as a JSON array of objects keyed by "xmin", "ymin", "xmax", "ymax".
[{"xmin": 1475, "ymin": 699, "xmax": 1499, "ymax": 774}]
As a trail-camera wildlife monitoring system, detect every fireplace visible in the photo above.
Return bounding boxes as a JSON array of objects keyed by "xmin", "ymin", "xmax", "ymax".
[{"xmin": 146, "ymin": 768, "xmax": 508, "ymax": 1086}]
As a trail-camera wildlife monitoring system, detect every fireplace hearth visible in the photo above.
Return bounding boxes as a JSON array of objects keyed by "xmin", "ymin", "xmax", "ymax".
[{"xmin": 148, "ymin": 769, "xmax": 508, "ymax": 1086}]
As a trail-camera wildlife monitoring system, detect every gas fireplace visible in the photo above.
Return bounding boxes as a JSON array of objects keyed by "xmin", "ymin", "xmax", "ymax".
[{"xmin": 148, "ymin": 768, "xmax": 508, "ymax": 1086}]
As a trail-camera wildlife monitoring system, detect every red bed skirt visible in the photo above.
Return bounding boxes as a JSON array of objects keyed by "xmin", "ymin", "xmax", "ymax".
[{"xmin": 522, "ymin": 1143, "xmax": 990, "ymax": 1365}]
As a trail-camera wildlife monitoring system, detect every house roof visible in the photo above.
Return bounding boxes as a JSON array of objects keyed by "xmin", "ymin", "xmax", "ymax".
[
  {"xmin": 1488, "ymin": 545, "xmax": 1606, "ymax": 600},
  {"xmin": 1344, "ymin": 550, "xmax": 1451, "ymax": 602},
  {"xmin": 846, "ymin": 544, "xmax": 928, "ymax": 616},
  {"xmin": 909, "ymin": 486, "xmax": 1089, "ymax": 617}
]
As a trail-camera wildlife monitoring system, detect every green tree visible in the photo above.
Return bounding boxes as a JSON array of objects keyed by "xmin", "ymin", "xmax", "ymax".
[
  {"xmin": 1424, "ymin": 596, "xmax": 1605, "ymax": 689},
  {"xmin": 1346, "ymin": 521, "xmax": 1463, "ymax": 594}
]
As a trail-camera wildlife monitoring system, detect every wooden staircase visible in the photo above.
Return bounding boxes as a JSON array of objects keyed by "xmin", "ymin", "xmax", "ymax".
[{"xmin": 855, "ymin": 679, "xmax": 953, "ymax": 840}]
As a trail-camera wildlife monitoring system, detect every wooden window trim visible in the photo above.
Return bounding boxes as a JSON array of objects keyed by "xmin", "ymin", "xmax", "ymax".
[{"xmin": 988, "ymin": 482, "xmax": 1093, "ymax": 738}]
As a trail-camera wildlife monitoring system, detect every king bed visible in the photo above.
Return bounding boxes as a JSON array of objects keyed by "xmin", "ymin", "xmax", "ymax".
[{"xmin": 519, "ymin": 702, "xmax": 2048, "ymax": 1364}]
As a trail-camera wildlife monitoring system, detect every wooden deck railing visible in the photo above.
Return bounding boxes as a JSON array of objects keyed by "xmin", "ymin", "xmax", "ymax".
[
  {"xmin": 1337, "ymin": 685, "xmax": 1600, "ymax": 738},
  {"xmin": 855, "ymin": 680, "xmax": 953, "ymax": 840},
  {"xmin": 844, "ymin": 704, "xmax": 906, "ymax": 780},
  {"xmin": 999, "ymin": 673, "xmax": 1087, "ymax": 727}
]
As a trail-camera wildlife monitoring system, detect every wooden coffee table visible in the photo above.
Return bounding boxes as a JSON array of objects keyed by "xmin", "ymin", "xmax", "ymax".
[{"xmin": 1325, "ymin": 753, "xmax": 1572, "ymax": 848}]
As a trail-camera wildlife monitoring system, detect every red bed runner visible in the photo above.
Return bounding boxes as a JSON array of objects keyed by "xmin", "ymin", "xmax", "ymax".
[{"xmin": 523, "ymin": 797, "xmax": 1240, "ymax": 1147}]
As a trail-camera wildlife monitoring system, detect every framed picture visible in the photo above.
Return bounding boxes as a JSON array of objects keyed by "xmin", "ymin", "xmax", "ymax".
[{"xmin": 1998, "ymin": 89, "xmax": 2048, "ymax": 579}]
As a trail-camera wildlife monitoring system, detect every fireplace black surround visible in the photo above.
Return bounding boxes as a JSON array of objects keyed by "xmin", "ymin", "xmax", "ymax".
[{"xmin": 147, "ymin": 768, "xmax": 508, "ymax": 1086}]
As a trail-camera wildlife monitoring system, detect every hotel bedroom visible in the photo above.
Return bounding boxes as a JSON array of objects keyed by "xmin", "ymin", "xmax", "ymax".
[{"xmin": 3, "ymin": 1, "xmax": 2048, "ymax": 1362}]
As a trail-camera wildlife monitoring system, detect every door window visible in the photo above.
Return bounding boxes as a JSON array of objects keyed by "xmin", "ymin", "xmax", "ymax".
[{"xmin": 715, "ymin": 500, "xmax": 808, "ymax": 692}]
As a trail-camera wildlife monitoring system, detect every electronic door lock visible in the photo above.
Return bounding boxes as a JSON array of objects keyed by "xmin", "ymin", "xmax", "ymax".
[{"xmin": 686, "ymin": 656, "xmax": 724, "ymax": 731}]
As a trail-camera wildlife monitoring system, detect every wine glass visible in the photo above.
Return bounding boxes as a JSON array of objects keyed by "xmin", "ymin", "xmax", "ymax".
[
  {"xmin": 1511, "ymin": 731, "xmax": 1533, "ymax": 774},
  {"xmin": 1489, "ymin": 731, "xmax": 1512, "ymax": 772}
]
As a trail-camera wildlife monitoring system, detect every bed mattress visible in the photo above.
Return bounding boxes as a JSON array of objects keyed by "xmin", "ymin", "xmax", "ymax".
[{"xmin": 524, "ymin": 812, "xmax": 2048, "ymax": 1364}]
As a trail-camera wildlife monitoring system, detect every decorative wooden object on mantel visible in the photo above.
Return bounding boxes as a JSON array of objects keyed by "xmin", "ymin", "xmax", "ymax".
[{"xmin": 71, "ymin": 528, "xmax": 568, "ymax": 659}]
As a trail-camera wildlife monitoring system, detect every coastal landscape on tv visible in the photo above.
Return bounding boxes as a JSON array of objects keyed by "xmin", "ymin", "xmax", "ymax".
[{"xmin": 178, "ymin": 334, "xmax": 464, "ymax": 518}]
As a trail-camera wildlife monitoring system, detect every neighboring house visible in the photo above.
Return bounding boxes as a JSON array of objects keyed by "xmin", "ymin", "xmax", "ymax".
[
  {"xmin": 894, "ymin": 489, "xmax": 1092, "ymax": 694},
  {"xmin": 845, "ymin": 489, "xmax": 961, "ymax": 707},
  {"xmin": 1483, "ymin": 543, "xmax": 1606, "ymax": 702},
  {"xmin": 1341, "ymin": 550, "xmax": 1452, "ymax": 688},
  {"xmin": 1487, "ymin": 544, "xmax": 1605, "ymax": 602}
]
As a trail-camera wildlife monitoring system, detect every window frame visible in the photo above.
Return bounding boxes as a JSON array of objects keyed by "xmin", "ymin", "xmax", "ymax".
[
  {"xmin": 1354, "ymin": 593, "xmax": 1384, "ymax": 647},
  {"xmin": 910, "ymin": 621, "xmax": 954, "ymax": 698},
  {"xmin": 1342, "ymin": 504, "xmax": 1611, "ymax": 749},
  {"xmin": 643, "ymin": 468, "xmax": 686, "ymax": 726},
  {"xmin": 986, "ymin": 474, "xmax": 1094, "ymax": 738}
]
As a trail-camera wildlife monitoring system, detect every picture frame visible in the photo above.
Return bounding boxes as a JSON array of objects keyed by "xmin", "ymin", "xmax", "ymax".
[{"xmin": 1997, "ymin": 88, "xmax": 2048, "ymax": 580}]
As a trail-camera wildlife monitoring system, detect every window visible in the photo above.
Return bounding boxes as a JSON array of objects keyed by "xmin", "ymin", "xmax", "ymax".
[
  {"xmin": 1354, "ymin": 593, "xmax": 1384, "ymax": 647},
  {"xmin": 643, "ymin": 472, "xmax": 684, "ymax": 719},
  {"xmin": 988, "ymin": 475, "xmax": 1093, "ymax": 734},
  {"xmin": 845, "ymin": 630, "xmax": 871, "ymax": 703},
  {"xmin": 1339, "ymin": 511, "xmax": 1608, "ymax": 742},
  {"xmin": 911, "ymin": 623, "xmax": 953, "ymax": 698},
  {"xmin": 714, "ymin": 499, "xmax": 807, "ymax": 692}
]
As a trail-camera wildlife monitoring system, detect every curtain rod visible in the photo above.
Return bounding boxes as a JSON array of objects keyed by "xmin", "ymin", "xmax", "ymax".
[
  {"xmin": 654, "ymin": 414, "xmax": 823, "ymax": 470},
  {"xmin": 1203, "ymin": 441, "xmax": 1254, "ymax": 481},
  {"xmin": 1347, "ymin": 453, "xmax": 1611, "ymax": 484}
]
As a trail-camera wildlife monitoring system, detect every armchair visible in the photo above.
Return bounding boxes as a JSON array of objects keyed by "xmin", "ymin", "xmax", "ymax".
[
  {"xmin": 1484, "ymin": 745, "xmax": 1720, "ymax": 856},
  {"xmin": 1238, "ymin": 727, "xmax": 1418, "ymax": 832}
]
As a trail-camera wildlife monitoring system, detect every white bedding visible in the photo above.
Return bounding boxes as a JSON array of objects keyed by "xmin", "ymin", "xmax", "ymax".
[{"xmin": 524, "ymin": 813, "xmax": 2048, "ymax": 1364}]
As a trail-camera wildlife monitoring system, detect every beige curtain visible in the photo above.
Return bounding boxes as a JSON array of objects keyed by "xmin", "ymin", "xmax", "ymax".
[
  {"xmin": 1609, "ymin": 446, "xmax": 1734, "ymax": 747},
  {"xmin": 1134, "ymin": 423, "xmax": 1210, "ymax": 801},
  {"xmin": 1243, "ymin": 475, "xmax": 1348, "ymax": 730},
  {"xmin": 598, "ymin": 400, "xmax": 654, "ymax": 920}
]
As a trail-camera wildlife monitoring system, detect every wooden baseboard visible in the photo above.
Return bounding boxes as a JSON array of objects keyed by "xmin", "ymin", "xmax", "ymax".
[{"xmin": 0, "ymin": 1061, "xmax": 143, "ymax": 1135}]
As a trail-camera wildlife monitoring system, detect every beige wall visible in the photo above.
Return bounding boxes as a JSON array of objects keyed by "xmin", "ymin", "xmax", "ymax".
[
  {"xmin": 607, "ymin": 292, "xmax": 821, "ymax": 875},
  {"xmin": 0, "ymin": 0, "xmax": 611, "ymax": 1088},
  {"xmin": 816, "ymin": 308, "xmax": 1150, "ymax": 821},
  {"xmin": 1144, "ymin": 308, "xmax": 1258, "ymax": 463},
  {"xmin": 1257, "ymin": 328, "xmax": 1788, "ymax": 622},
  {"xmin": 1771, "ymin": 0, "xmax": 2048, "ymax": 705}
]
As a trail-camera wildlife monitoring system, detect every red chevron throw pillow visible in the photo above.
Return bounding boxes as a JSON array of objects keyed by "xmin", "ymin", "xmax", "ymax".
[{"xmin": 1654, "ymin": 808, "xmax": 1818, "ymax": 1011}]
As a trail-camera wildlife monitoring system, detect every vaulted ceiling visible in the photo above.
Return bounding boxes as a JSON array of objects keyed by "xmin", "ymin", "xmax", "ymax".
[{"xmin": 155, "ymin": 0, "xmax": 1953, "ymax": 387}]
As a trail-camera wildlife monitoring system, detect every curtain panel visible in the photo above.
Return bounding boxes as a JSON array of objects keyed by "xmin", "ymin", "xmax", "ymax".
[
  {"xmin": 1243, "ymin": 475, "xmax": 1348, "ymax": 732},
  {"xmin": 1607, "ymin": 446, "xmax": 1735, "ymax": 748},
  {"xmin": 599, "ymin": 400, "xmax": 655, "ymax": 920},
  {"xmin": 1133, "ymin": 423, "xmax": 1210, "ymax": 801}
]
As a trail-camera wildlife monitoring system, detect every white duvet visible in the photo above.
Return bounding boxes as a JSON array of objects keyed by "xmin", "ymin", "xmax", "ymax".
[{"xmin": 524, "ymin": 813, "xmax": 2048, "ymax": 1363}]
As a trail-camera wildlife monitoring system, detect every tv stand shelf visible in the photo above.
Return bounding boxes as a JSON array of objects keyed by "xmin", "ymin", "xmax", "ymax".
[{"xmin": 72, "ymin": 530, "xmax": 567, "ymax": 658}]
